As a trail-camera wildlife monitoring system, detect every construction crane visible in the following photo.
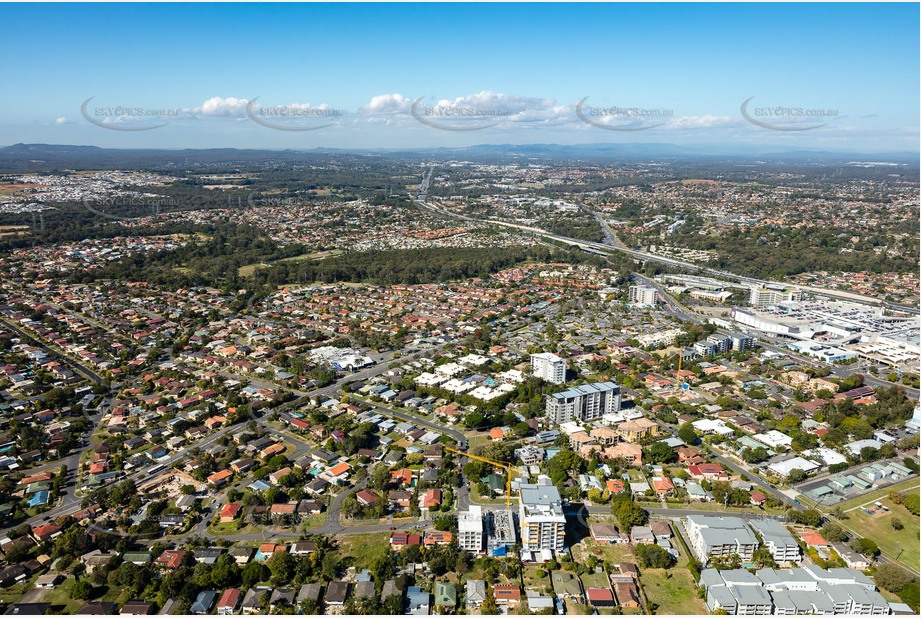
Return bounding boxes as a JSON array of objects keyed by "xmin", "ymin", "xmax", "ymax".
[{"xmin": 444, "ymin": 445, "xmax": 521, "ymax": 510}]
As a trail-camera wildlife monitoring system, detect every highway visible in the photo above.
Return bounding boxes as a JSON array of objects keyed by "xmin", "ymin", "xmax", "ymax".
[{"xmin": 412, "ymin": 173, "xmax": 918, "ymax": 315}]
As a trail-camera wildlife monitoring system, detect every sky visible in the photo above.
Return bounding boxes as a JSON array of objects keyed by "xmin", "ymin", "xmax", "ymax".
[{"xmin": 0, "ymin": 2, "xmax": 918, "ymax": 152}]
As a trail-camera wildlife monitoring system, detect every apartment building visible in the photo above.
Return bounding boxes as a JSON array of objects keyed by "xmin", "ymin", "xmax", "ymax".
[
  {"xmin": 750, "ymin": 285, "xmax": 802, "ymax": 308},
  {"xmin": 519, "ymin": 478, "xmax": 566, "ymax": 554},
  {"xmin": 628, "ymin": 285, "xmax": 658, "ymax": 306},
  {"xmin": 457, "ymin": 506, "xmax": 484, "ymax": 553},
  {"xmin": 531, "ymin": 352, "xmax": 567, "ymax": 385},
  {"xmin": 748, "ymin": 520, "xmax": 801, "ymax": 564},
  {"xmin": 703, "ymin": 567, "xmax": 891, "ymax": 616},
  {"xmin": 545, "ymin": 381, "xmax": 621, "ymax": 424},
  {"xmin": 685, "ymin": 515, "xmax": 759, "ymax": 563}
]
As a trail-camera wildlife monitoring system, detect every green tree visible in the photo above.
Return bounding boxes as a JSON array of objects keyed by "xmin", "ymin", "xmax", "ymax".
[
  {"xmin": 851, "ymin": 538, "xmax": 880, "ymax": 558},
  {"xmin": 903, "ymin": 493, "xmax": 919, "ymax": 515},
  {"xmin": 71, "ymin": 580, "xmax": 94, "ymax": 600},
  {"xmin": 611, "ymin": 495, "xmax": 648, "ymax": 531},
  {"xmin": 241, "ymin": 562, "xmax": 270, "ymax": 588},
  {"xmin": 644, "ymin": 441, "xmax": 676, "ymax": 464},
  {"xmin": 635, "ymin": 543, "xmax": 676, "ymax": 569},
  {"xmin": 874, "ymin": 564, "xmax": 917, "ymax": 593},
  {"xmin": 267, "ymin": 550, "xmax": 296, "ymax": 585},
  {"xmin": 677, "ymin": 423, "xmax": 698, "ymax": 445}
]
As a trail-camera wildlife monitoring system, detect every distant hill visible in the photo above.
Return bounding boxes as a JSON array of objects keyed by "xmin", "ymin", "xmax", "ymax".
[{"xmin": 0, "ymin": 142, "xmax": 916, "ymax": 172}]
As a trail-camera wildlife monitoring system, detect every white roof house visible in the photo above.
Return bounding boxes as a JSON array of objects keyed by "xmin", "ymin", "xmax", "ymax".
[
  {"xmin": 754, "ymin": 430, "xmax": 794, "ymax": 449},
  {"xmin": 769, "ymin": 457, "xmax": 820, "ymax": 477}
]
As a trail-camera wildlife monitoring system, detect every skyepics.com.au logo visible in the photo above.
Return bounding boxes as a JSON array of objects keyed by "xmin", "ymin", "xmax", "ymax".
[
  {"xmin": 741, "ymin": 96, "xmax": 839, "ymax": 131},
  {"xmin": 243, "ymin": 190, "xmax": 307, "ymax": 209},
  {"xmin": 81, "ymin": 97, "xmax": 180, "ymax": 131},
  {"xmin": 82, "ymin": 195, "xmax": 180, "ymax": 221},
  {"xmin": 576, "ymin": 97, "xmax": 673, "ymax": 131},
  {"xmin": 246, "ymin": 97, "xmax": 345, "ymax": 131},
  {"xmin": 411, "ymin": 97, "xmax": 509, "ymax": 131}
]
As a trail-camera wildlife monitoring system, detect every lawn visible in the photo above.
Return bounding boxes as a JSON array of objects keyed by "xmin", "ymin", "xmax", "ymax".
[
  {"xmin": 844, "ymin": 498, "xmax": 920, "ymax": 572},
  {"xmin": 469, "ymin": 484, "xmax": 507, "ymax": 505},
  {"xmin": 334, "ymin": 532, "xmax": 392, "ymax": 570},
  {"xmin": 207, "ymin": 520, "xmax": 261, "ymax": 536},
  {"xmin": 299, "ymin": 513, "xmax": 328, "ymax": 529},
  {"xmin": 624, "ymin": 469, "xmax": 646, "ymax": 482},
  {"xmin": 571, "ymin": 539, "xmax": 635, "ymax": 566},
  {"xmin": 640, "ymin": 566, "xmax": 707, "ymax": 615},
  {"xmin": 639, "ymin": 545, "xmax": 707, "ymax": 617},
  {"xmin": 522, "ymin": 566, "xmax": 553, "ymax": 596},
  {"xmin": 31, "ymin": 579, "xmax": 84, "ymax": 614},
  {"xmin": 0, "ymin": 574, "xmax": 38, "ymax": 605}
]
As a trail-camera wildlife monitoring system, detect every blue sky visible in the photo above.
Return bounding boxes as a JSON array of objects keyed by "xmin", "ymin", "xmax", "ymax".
[{"xmin": 0, "ymin": 2, "xmax": 917, "ymax": 152}]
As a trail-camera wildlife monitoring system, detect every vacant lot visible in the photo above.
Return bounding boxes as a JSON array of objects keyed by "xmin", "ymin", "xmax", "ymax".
[
  {"xmin": 335, "ymin": 531, "xmax": 392, "ymax": 570},
  {"xmin": 640, "ymin": 539, "xmax": 707, "ymax": 616},
  {"xmin": 523, "ymin": 565, "xmax": 553, "ymax": 596},
  {"xmin": 640, "ymin": 565, "xmax": 707, "ymax": 616},
  {"xmin": 845, "ymin": 497, "xmax": 920, "ymax": 572},
  {"xmin": 572, "ymin": 539, "xmax": 636, "ymax": 566}
]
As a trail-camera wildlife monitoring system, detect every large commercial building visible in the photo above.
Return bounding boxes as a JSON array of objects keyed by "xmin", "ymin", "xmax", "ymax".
[
  {"xmin": 750, "ymin": 285, "xmax": 802, "ymax": 308},
  {"xmin": 628, "ymin": 285, "xmax": 659, "ymax": 306},
  {"xmin": 530, "ymin": 352, "xmax": 567, "ymax": 385},
  {"xmin": 519, "ymin": 478, "xmax": 566, "ymax": 554},
  {"xmin": 685, "ymin": 515, "xmax": 759, "ymax": 563},
  {"xmin": 702, "ymin": 566, "xmax": 892, "ymax": 615},
  {"xmin": 457, "ymin": 506, "xmax": 484, "ymax": 553},
  {"xmin": 545, "ymin": 381, "xmax": 621, "ymax": 424}
]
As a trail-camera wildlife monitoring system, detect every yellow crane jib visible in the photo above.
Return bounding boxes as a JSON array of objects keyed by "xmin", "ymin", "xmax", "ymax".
[{"xmin": 444, "ymin": 445, "xmax": 523, "ymax": 510}]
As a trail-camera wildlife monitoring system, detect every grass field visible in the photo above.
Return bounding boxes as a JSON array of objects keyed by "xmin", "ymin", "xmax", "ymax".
[
  {"xmin": 639, "ymin": 551, "xmax": 707, "ymax": 616},
  {"xmin": 469, "ymin": 484, "xmax": 508, "ymax": 505},
  {"xmin": 31, "ymin": 579, "xmax": 84, "ymax": 614},
  {"xmin": 334, "ymin": 531, "xmax": 392, "ymax": 570},
  {"xmin": 237, "ymin": 249, "xmax": 344, "ymax": 277},
  {"xmin": 572, "ymin": 539, "xmax": 636, "ymax": 566},
  {"xmin": 844, "ymin": 497, "xmax": 920, "ymax": 572},
  {"xmin": 522, "ymin": 565, "xmax": 553, "ymax": 596}
]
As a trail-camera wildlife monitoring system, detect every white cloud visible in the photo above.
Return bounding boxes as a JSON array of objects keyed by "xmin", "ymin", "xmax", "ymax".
[
  {"xmin": 187, "ymin": 96, "xmax": 250, "ymax": 117},
  {"xmin": 666, "ymin": 115, "xmax": 737, "ymax": 129},
  {"xmin": 361, "ymin": 93, "xmax": 413, "ymax": 114},
  {"xmin": 55, "ymin": 117, "xmax": 68, "ymax": 125}
]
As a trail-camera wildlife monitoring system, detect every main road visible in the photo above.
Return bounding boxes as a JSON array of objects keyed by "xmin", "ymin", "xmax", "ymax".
[{"xmin": 413, "ymin": 172, "xmax": 918, "ymax": 315}]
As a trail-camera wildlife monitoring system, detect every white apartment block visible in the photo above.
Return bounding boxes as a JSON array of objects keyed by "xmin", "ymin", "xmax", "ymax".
[
  {"xmin": 519, "ymin": 478, "xmax": 565, "ymax": 554},
  {"xmin": 685, "ymin": 515, "xmax": 759, "ymax": 563},
  {"xmin": 530, "ymin": 352, "xmax": 566, "ymax": 384},
  {"xmin": 457, "ymin": 506, "xmax": 484, "ymax": 553},
  {"xmin": 628, "ymin": 285, "xmax": 659, "ymax": 306},
  {"xmin": 545, "ymin": 381, "xmax": 621, "ymax": 424},
  {"xmin": 748, "ymin": 520, "xmax": 801, "ymax": 563},
  {"xmin": 749, "ymin": 285, "xmax": 802, "ymax": 308}
]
